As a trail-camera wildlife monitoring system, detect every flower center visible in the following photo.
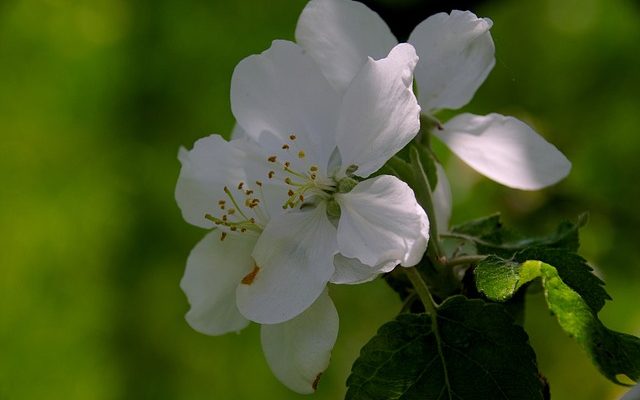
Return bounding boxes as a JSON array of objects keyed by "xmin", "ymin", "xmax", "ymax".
[
  {"xmin": 266, "ymin": 134, "xmax": 337, "ymax": 210},
  {"xmin": 205, "ymin": 181, "xmax": 267, "ymax": 241}
]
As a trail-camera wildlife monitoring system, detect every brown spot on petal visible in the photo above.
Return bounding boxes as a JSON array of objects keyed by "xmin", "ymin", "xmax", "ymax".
[
  {"xmin": 312, "ymin": 373, "xmax": 322, "ymax": 391},
  {"xmin": 241, "ymin": 263, "xmax": 260, "ymax": 285}
]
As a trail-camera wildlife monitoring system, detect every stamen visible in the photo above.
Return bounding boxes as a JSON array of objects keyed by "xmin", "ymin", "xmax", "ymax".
[
  {"xmin": 297, "ymin": 150, "xmax": 305, "ymax": 159},
  {"xmin": 284, "ymin": 161, "xmax": 291, "ymax": 169},
  {"xmin": 224, "ymin": 186, "xmax": 250, "ymax": 221},
  {"xmin": 205, "ymin": 214, "xmax": 222, "ymax": 225},
  {"xmin": 220, "ymin": 232, "xmax": 227, "ymax": 241},
  {"xmin": 268, "ymin": 155, "xmax": 277, "ymax": 163}
]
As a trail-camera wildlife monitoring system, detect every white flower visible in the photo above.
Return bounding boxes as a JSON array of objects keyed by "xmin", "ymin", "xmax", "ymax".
[
  {"xmin": 176, "ymin": 40, "xmax": 429, "ymax": 392},
  {"xmin": 295, "ymin": 0, "xmax": 572, "ymax": 191}
]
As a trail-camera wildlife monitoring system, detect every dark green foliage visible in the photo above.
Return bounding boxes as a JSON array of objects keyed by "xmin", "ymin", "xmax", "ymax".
[
  {"xmin": 475, "ymin": 257, "xmax": 640, "ymax": 385},
  {"xmin": 346, "ymin": 296, "xmax": 546, "ymax": 400},
  {"xmin": 450, "ymin": 214, "xmax": 587, "ymax": 258},
  {"xmin": 514, "ymin": 248, "xmax": 610, "ymax": 313}
]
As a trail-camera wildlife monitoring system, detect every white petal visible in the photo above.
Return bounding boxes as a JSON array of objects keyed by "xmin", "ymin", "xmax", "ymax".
[
  {"xmin": 231, "ymin": 40, "xmax": 341, "ymax": 172},
  {"xmin": 408, "ymin": 10, "xmax": 495, "ymax": 113},
  {"xmin": 236, "ymin": 203, "xmax": 338, "ymax": 324},
  {"xmin": 295, "ymin": 0, "xmax": 397, "ymax": 93},
  {"xmin": 261, "ymin": 289, "xmax": 338, "ymax": 394},
  {"xmin": 336, "ymin": 43, "xmax": 421, "ymax": 178},
  {"xmin": 436, "ymin": 113, "xmax": 572, "ymax": 190},
  {"xmin": 335, "ymin": 175, "xmax": 429, "ymax": 268},
  {"xmin": 180, "ymin": 231, "xmax": 257, "ymax": 335},
  {"xmin": 175, "ymin": 135, "xmax": 250, "ymax": 228},
  {"xmin": 330, "ymin": 253, "xmax": 386, "ymax": 285},
  {"xmin": 433, "ymin": 162, "xmax": 453, "ymax": 230}
]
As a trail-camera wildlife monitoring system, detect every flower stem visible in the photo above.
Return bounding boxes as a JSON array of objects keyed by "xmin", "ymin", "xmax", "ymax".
[
  {"xmin": 409, "ymin": 146, "xmax": 445, "ymax": 265},
  {"xmin": 404, "ymin": 267, "xmax": 438, "ymax": 315},
  {"xmin": 445, "ymin": 255, "xmax": 486, "ymax": 267}
]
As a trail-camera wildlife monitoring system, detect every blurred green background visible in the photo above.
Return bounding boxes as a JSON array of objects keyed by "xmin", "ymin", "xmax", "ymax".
[{"xmin": 1, "ymin": 0, "xmax": 639, "ymax": 398}]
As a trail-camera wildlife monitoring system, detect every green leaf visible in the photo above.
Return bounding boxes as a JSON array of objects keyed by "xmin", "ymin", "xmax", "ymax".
[
  {"xmin": 451, "ymin": 213, "xmax": 502, "ymax": 238},
  {"xmin": 450, "ymin": 213, "xmax": 587, "ymax": 258},
  {"xmin": 475, "ymin": 255, "xmax": 639, "ymax": 384},
  {"xmin": 514, "ymin": 248, "xmax": 610, "ymax": 313},
  {"xmin": 345, "ymin": 296, "xmax": 546, "ymax": 400}
]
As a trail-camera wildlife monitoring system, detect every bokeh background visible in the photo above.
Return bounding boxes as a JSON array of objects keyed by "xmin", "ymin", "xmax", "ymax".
[{"xmin": 1, "ymin": 0, "xmax": 639, "ymax": 398}]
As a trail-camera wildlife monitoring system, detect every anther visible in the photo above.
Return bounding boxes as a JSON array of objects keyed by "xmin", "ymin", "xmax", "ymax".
[
  {"xmin": 240, "ymin": 228, "xmax": 247, "ymax": 233},
  {"xmin": 230, "ymin": 226, "xmax": 237, "ymax": 232},
  {"xmin": 309, "ymin": 165, "xmax": 318, "ymax": 172},
  {"xmin": 255, "ymin": 181, "xmax": 263, "ymax": 187},
  {"xmin": 268, "ymin": 171, "xmax": 275, "ymax": 179},
  {"xmin": 237, "ymin": 182, "xmax": 244, "ymax": 190},
  {"xmin": 297, "ymin": 150, "xmax": 305, "ymax": 159},
  {"xmin": 268, "ymin": 155, "xmax": 277, "ymax": 163},
  {"xmin": 222, "ymin": 215, "xmax": 228, "ymax": 222},
  {"xmin": 249, "ymin": 218, "xmax": 256, "ymax": 224},
  {"xmin": 282, "ymin": 144, "xmax": 290, "ymax": 150},
  {"xmin": 218, "ymin": 200, "xmax": 226, "ymax": 205},
  {"xmin": 284, "ymin": 177, "xmax": 293, "ymax": 185},
  {"xmin": 220, "ymin": 232, "xmax": 227, "ymax": 241},
  {"xmin": 245, "ymin": 190, "xmax": 254, "ymax": 196},
  {"xmin": 284, "ymin": 161, "xmax": 291, "ymax": 169},
  {"xmin": 288, "ymin": 189, "xmax": 295, "ymax": 196},
  {"xmin": 299, "ymin": 195, "xmax": 304, "ymax": 202},
  {"xmin": 289, "ymin": 134, "xmax": 297, "ymax": 140},
  {"xmin": 227, "ymin": 209, "xmax": 236, "ymax": 215},
  {"xmin": 310, "ymin": 173, "xmax": 317, "ymax": 180}
]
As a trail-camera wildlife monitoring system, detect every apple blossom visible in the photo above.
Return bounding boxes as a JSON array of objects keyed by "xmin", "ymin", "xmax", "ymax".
[
  {"xmin": 175, "ymin": 39, "xmax": 429, "ymax": 392},
  {"xmin": 295, "ymin": 0, "xmax": 571, "ymax": 191}
]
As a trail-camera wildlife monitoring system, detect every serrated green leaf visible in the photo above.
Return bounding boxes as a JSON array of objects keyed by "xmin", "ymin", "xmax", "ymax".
[
  {"xmin": 451, "ymin": 214, "xmax": 502, "ymax": 238},
  {"xmin": 475, "ymin": 256, "xmax": 639, "ymax": 385},
  {"xmin": 345, "ymin": 296, "xmax": 545, "ymax": 400},
  {"xmin": 514, "ymin": 248, "xmax": 610, "ymax": 313},
  {"xmin": 450, "ymin": 213, "xmax": 587, "ymax": 258}
]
